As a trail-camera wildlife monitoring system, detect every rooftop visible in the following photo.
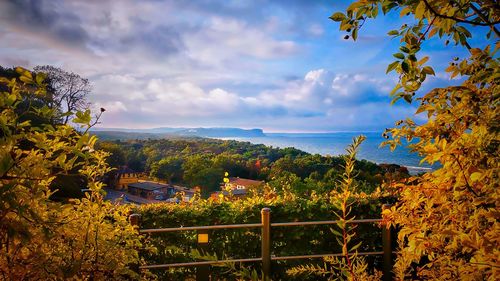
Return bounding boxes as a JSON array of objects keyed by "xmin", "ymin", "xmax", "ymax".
[
  {"xmin": 128, "ymin": 181, "xmax": 171, "ymax": 191},
  {"xmin": 227, "ymin": 177, "xmax": 264, "ymax": 187},
  {"xmin": 216, "ymin": 189, "xmax": 248, "ymax": 196}
]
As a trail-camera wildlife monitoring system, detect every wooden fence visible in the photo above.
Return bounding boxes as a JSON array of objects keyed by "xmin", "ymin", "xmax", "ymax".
[{"xmin": 129, "ymin": 205, "xmax": 394, "ymax": 280}]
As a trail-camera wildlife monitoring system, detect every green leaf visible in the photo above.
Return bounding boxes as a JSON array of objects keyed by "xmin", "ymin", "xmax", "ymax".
[
  {"xmin": 0, "ymin": 152, "xmax": 14, "ymax": 177},
  {"xmin": 16, "ymin": 67, "xmax": 33, "ymax": 84},
  {"xmin": 352, "ymin": 28, "xmax": 358, "ymax": 41},
  {"xmin": 390, "ymin": 84, "xmax": 402, "ymax": 96},
  {"xmin": 401, "ymin": 61, "xmax": 409, "ymax": 73},
  {"xmin": 387, "ymin": 30, "xmax": 399, "ymax": 36},
  {"xmin": 330, "ymin": 228, "xmax": 342, "ymax": 237},
  {"xmin": 382, "ymin": 2, "xmax": 398, "ymax": 14},
  {"xmin": 393, "ymin": 53, "xmax": 405, "ymax": 59},
  {"xmin": 57, "ymin": 154, "xmax": 67, "ymax": 169},
  {"xmin": 347, "ymin": 2, "xmax": 363, "ymax": 11},
  {"xmin": 73, "ymin": 109, "xmax": 92, "ymax": 124},
  {"xmin": 351, "ymin": 241, "xmax": 363, "ymax": 251},
  {"xmin": 390, "ymin": 93, "xmax": 404, "ymax": 105},
  {"xmin": 403, "ymin": 94, "xmax": 412, "ymax": 103},
  {"xmin": 6, "ymin": 93, "xmax": 17, "ymax": 106},
  {"xmin": 330, "ymin": 12, "xmax": 346, "ymax": 22},
  {"xmin": 19, "ymin": 75, "xmax": 33, "ymax": 84},
  {"xmin": 35, "ymin": 73, "xmax": 46, "ymax": 85},
  {"xmin": 456, "ymin": 26, "xmax": 472, "ymax": 38},
  {"xmin": 386, "ymin": 61, "xmax": 399, "ymax": 74},
  {"xmin": 400, "ymin": 46, "xmax": 410, "ymax": 53}
]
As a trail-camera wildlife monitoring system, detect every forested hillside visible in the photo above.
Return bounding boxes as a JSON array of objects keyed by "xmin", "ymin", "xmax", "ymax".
[{"xmin": 98, "ymin": 138, "xmax": 408, "ymax": 196}]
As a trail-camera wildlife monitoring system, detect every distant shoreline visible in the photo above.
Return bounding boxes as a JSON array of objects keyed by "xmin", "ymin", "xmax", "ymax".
[
  {"xmin": 91, "ymin": 129, "xmax": 436, "ymax": 174},
  {"xmin": 215, "ymin": 134, "xmax": 436, "ymax": 175}
]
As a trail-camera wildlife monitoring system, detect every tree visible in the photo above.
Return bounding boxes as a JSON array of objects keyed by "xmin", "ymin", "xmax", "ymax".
[
  {"xmin": 183, "ymin": 154, "xmax": 223, "ymax": 196},
  {"xmin": 332, "ymin": 1, "xmax": 498, "ymax": 279},
  {"xmin": 212, "ymin": 152, "xmax": 249, "ymax": 178},
  {"xmin": 1, "ymin": 66, "xmax": 57, "ymax": 127},
  {"xmin": 0, "ymin": 68, "xmax": 146, "ymax": 280},
  {"xmin": 34, "ymin": 65, "xmax": 91, "ymax": 124},
  {"xmin": 150, "ymin": 156, "xmax": 184, "ymax": 183},
  {"xmin": 97, "ymin": 141, "xmax": 127, "ymax": 168}
]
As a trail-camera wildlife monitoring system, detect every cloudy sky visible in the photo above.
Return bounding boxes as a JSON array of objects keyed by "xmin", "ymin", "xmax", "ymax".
[{"xmin": 0, "ymin": 0, "xmax": 470, "ymax": 132}]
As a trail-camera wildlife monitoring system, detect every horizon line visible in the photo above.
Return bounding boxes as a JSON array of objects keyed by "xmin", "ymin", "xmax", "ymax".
[{"xmin": 92, "ymin": 125, "xmax": 382, "ymax": 134}]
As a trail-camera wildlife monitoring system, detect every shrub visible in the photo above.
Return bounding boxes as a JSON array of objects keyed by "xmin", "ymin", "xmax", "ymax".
[{"xmin": 0, "ymin": 68, "xmax": 147, "ymax": 280}]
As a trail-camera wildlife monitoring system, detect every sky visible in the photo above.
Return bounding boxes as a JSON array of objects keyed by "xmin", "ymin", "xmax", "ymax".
[{"xmin": 0, "ymin": 0, "xmax": 472, "ymax": 132}]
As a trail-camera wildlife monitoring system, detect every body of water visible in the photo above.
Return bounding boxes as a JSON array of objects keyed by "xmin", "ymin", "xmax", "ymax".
[{"xmin": 218, "ymin": 132, "xmax": 435, "ymax": 174}]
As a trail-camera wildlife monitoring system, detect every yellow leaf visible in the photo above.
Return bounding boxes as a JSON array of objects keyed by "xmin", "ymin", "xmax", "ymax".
[
  {"xmin": 428, "ymin": 27, "xmax": 438, "ymax": 38},
  {"xmin": 418, "ymin": 56, "xmax": 429, "ymax": 66},
  {"xmin": 470, "ymin": 172, "xmax": 482, "ymax": 182},
  {"xmin": 415, "ymin": 1, "xmax": 426, "ymax": 19}
]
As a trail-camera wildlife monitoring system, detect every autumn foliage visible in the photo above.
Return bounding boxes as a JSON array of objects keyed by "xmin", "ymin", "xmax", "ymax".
[
  {"xmin": 332, "ymin": 0, "xmax": 499, "ymax": 279},
  {"xmin": 0, "ymin": 69, "xmax": 146, "ymax": 280}
]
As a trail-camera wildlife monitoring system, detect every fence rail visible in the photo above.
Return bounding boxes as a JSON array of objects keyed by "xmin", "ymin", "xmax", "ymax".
[
  {"xmin": 139, "ymin": 223, "xmax": 262, "ymax": 233},
  {"xmin": 130, "ymin": 205, "xmax": 394, "ymax": 281}
]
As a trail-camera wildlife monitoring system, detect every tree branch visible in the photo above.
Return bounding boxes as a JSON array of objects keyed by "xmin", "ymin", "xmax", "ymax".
[
  {"xmin": 469, "ymin": 3, "xmax": 500, "ymax": 37},
  {"xmin": 451, "ymin": 154, "xmax": 479, "ymax": 197},
  {"xmin": 419, "ymin": 17, "xmax": 437, "ymax": 43},
  {"xmin": 422, "ymin": 0, "xmax": 500, "ymax": 28},
  {"xmin": 83, "ymin": 109, "xmax": 105, "ymax": 135}
]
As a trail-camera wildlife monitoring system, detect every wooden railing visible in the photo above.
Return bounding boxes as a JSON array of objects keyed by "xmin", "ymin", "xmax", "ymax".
[{"xmin": 129, "ymin": 205, "xmax": 394, "ymax": 281}]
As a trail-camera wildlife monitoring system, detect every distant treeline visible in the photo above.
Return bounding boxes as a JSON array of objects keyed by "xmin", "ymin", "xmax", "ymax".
[{"xmin": 98, "ymin": 138, "xmax": 409, "ymax": 196}]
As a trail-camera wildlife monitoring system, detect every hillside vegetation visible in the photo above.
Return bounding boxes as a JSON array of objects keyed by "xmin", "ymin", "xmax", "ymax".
[{"xmin": 98, "ymin": 138, "xmax": 408, "ymax": 196}]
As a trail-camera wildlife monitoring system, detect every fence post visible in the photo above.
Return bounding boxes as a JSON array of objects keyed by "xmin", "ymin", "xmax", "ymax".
[
  {"xmin": 129, "ymin": 213, "xmax": 142, "ymax": 229},
  {"xmin": 382, "ymin": 204, "xmax": 393, "ymax": 281},
  {"xmin": 129, "ymin": 213, "xmax": 142, "ymax": 276},
  {"xmin": 196, "ymin": 229, "xmax": 210, "ymax": 281},
  {"xmin": 261, "ymin": 208, "xmax": 271, "ymax": 280}
]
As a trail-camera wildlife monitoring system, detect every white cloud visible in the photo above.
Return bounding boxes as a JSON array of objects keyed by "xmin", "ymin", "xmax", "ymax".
[
  {"xmin": 308, "ymin": 24, "xmax": 324, "ymax": 36},
  {"xmin": 249, "ymin": 69, "xmax": 390, "ymax": 110},
  {"xmin": 87, "ymin": 66, "xmax": 419, "ymax": 130},
  {"xmin": 184, "ymin": 16, "xmax": 298, "ymax": 66},
  {"xmin": 95, "ymin": 101, "xmax": 128, "ymax": 113},
  {"xmin": 1, "ymin": 1, "xmax": 437, "ymax": 131}
]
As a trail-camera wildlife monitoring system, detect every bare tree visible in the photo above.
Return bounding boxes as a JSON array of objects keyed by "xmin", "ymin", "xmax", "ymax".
[{"xmin": 34, "ymin": 65, "xmax": 91, "ymax": 124}]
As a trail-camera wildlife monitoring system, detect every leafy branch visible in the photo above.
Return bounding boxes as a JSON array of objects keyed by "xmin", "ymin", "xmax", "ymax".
[
  {"xmin": 287, "ymin": 136, "xmax": 380, "ymax": 280},
  {"xmin": 421, "ymin": 0, "xmax": 500, "ymax": 35}
]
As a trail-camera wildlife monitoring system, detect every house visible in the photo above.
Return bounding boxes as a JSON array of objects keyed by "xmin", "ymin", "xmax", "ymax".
[
  {"xmin": 211, "ymin": 177, "xmax": 264, "ymax": 199},
  {"xmin": 127, "ymin": 181, "xmax": 174, "ymax": 200},
  {"xmin": 114, "ymin": 166, "xmax": 139, "ymax": 190},
  {"xmin": 169, "ymin": 185, "xmax": 198, "ymax": 202},
  {"xmin": 125, "ymin": 182, "xmax": 198, "ymax": 202},
  {"xmin": 224, "ymin": 177, "xmax": 264, "ymax": 191}
]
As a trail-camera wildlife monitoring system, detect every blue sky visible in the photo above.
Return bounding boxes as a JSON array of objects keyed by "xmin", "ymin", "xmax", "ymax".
[{"xmin": 0, "ymin": 0, "xmax": 472, "ymax": 132}]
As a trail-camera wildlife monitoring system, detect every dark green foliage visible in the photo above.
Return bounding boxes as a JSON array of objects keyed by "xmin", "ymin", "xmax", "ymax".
[
  {"xmin": 49, "ymin": 174, "xmax": 87, "ymax": 201},
  {"xmin": 137, "ymin": 196, "xmax": 391, "ymax": 280}
]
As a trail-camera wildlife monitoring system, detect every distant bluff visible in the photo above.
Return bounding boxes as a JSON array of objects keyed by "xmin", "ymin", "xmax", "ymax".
[{"xmin": 175, "ymin": 128, "xmax": 265, "ymax": 137}]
